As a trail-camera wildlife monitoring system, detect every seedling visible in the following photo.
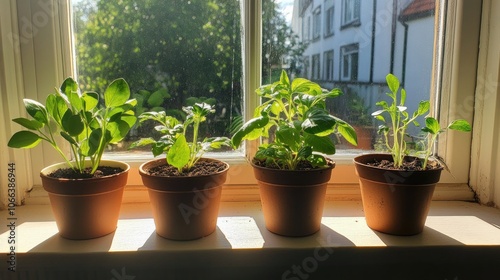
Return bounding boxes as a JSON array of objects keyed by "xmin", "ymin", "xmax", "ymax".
[
  {"xmin": 231, "ymin": 70, "xmax": 357, "ymax": 170},
  {"xmin": 131, "ymin": 103, "xmax": 230, "ymax": 172},
  {"xmin": 373, "ymin": 73, "xmax": 471, "ymax": 169},
  {"xmin": 8, "ymin": 78, "xmax": 137, "ymax": 175}
]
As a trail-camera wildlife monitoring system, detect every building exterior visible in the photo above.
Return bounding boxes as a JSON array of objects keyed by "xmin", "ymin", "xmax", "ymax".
[{"xmin": 291, "ymin": 0, "xmax": 436, "ymax": 135}]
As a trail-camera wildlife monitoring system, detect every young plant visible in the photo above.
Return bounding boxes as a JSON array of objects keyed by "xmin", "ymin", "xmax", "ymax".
[
  {"xmin": 373, "ymin": 73, "xmax": 471, "ymax": 169},
  {"xmin": 8, "ymin": 78, "xmax": 137, "ymax": 175},
  {"xmin": 231, "ymin": 70, "xmax": 357, "ymax": 170},
  {"xmin": 130, "ymin": 103, "xmax": 231, "ymax": 172}
]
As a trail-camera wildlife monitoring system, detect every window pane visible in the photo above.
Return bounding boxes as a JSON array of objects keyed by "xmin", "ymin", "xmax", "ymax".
[
  {"xmin": 264, "ymin": 0, "xmax": 439, "ymax": 153},
  {"xmin": 72, "ymin": 0, "xmax": 243, "ymax": 154}
]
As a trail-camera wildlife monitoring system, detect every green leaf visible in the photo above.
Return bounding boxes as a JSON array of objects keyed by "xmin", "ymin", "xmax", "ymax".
[
  {"xmin": 297, "ymin": 146, "xmax": 312, "ymax": 159},
  {"xmin": 292, "ymin": 79, "xmax": 322, "ymax": 96},
  {"xmin": 152, "ymin": 142, "xmax": 168, "ymax": 157},
  {"xmin": 147, "ymin": 90, "xmax": 165, "ymax": 107},
  {"xmin": 107, "ymin": 120, "xmax": 132, "ymax": 144},
  {"xmin": 424, "ymin": 117, "xmax": 441, "ymax": 135},
  {"xmin": 12, "ymin": 118, "xmax": 43, "ymax": 130},
  {"xmin": 304, "ymin": 134, "xmax": 336, "ymax": 155},
  {"xmin": 302, "ymin": 108, "xmax": 336, "ymax": 136},
  {"xmin": 67, "ymin": 90, "xmax": 83, "ymax": 112},
  {"xmin": 61, "ymin": 110, "xmax": 84, "ymax": 136},
  {"xmin": 417, "ymin": 100, "xmax": 430, "ymax": 116},
  {"xmin": 8, "ymin": 131, "xmax": 42, "ymax": 149},
  {"xmin": 59, "ymin": 77, "xmax": 78, "ymax": 97},
  {"xmin": 400, "ymin": 88, "xmax": 406, "ymax": 106},
  {"xmin": 308, "ymin": 154, "xmax": 328, "ymax": 168},
  {"xmin": 82, "ymin": 91, "xmax": 99, "ymax": 111},
  {"xmin": 60, "ymin": 131, "xmax": 78, "ymax": 146},
  {"xmin": 386, "ymin": 73, "xmax": 400, "ymax": 94},
  {"xmin": 167, "ymin": 134, "xmax": 190, "ymax": 170},
  {"xmin": 337, "ymin": 122, "xmax": 358, "ymax": 146},
  {"xmin": 80, "ymin": 129, "xmax": 102, "ymax": 156},
  {"xmin": 104, "ymin": 78, "xmax": 130, "ymax": 107},
  {"xmin": 46, "ymin": 94, "xmax": 68, "ymax": 125},
  {"xmin": 279, "ymin": 70, "xmax": 290, "ymax": 88},
  {"xmin": 24, "ymin": 99, "xmax": 48, "ymax": 124},
  {"xmin": 276, "ymin": 126, "xmax": 301, "ymax": 152},
  {"xmin": 231, "ymin": 114, "xmax": 270, "ymax": 148},
  {"xmin": 202, "ymin": 137, "xmax": 231, "ymax": 151},
  {"xmin": 448, "ymin": 119, "xmax": 471, "ymax": 132},
  {"xmin": 129, "ymin": 137, "xmax": 156, "ymax": 149}
]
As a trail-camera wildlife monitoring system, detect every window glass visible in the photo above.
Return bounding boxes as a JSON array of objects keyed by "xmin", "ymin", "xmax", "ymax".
[
  {"xmin": 72, "ymin": 0, "xmax": 243, "ymax": 154},
  {"xmin": 264, "ymin": 0, "xmax": 438, "ymax": 152},
  {"xmin": 312, "ymin": 7, "xmax": 321, "ymax": 40},
  {"xmin": 325, "ymin": 6, "xmax": 335, "ymax": 36}
]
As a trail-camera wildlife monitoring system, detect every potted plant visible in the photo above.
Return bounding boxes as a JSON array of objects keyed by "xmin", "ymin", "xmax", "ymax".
[
  {"xmin": 343, "ymin": 89, "xmax": 375, "ymax": 149},
  {"xmin": 353, "ymin": 73, "xmax": 471, "ymax": 235},
  {"xmin": 131, "ymin": 103, "xmax": 230, "ymax": 240},
  {"xmin": 8, "ymin": 77, "xmax": 137, "ymax": 239},
  {"xmin": 231, "ymin": 70, "xmax": 357, "ymax": 236}
]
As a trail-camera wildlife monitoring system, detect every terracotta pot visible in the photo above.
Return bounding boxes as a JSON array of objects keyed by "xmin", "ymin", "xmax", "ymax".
[
  {"xmin": 252, "ymin": 161, "xmax": 335, "ymax": 237},
  {"xmin": 139, "ymin": 158, "xmax": 229, "ymax": 240},
  {"xmin": 354, "ymin": 154, "xmax": 443, "ymax": 235},
  {"xmin": 349, "ymin": 126, "xmax": 375, "ymax": 150},
  {"xmin": 40, "ymin": 160, "xmax": 129, "ymax": 240}
]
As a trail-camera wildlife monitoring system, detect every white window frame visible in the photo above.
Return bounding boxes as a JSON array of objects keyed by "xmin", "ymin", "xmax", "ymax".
[
  {"xmin": 325, "ymin": 5, "xmax": 335, "ymax": 37},
  {"xmin": 340, "ymin": 43, "xmax": 358, "ymax": 81},
  {"xmin": 0, "ymin": 0, "xmax": 487, "ymax": 206},
  {"xmin": 312, "ymin": 6, "xmax": 321, "ymax": 40},
  {"xmin": 341, "ymin": 0, "xmax": 360, "ymax": 27},
  {"xmin": 311, "ymin": 53, "xmax": 321, "ymax": 80},
  {"xmin": 302, "ymin": 55, "xmax": 310, "ymax": 79},
  {"xmin": 324, "ymin": 50, "xmax": 334, "ymax": 81}
]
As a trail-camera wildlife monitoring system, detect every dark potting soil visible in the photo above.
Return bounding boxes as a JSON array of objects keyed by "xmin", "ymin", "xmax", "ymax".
[
  {"xmin": 365, "ymin": 157, "xmax": 441, "ymax": 171},
  {"xmin": 48, "ymin": 166, "xmax": 124, "ymax": 179},
  {"xmin": 146, "ymin": 160, "xmax": 227, "ymax": 177},
  {"xmin": 251, "ymin": 158, "xmax": 334, "ymax": 171}
]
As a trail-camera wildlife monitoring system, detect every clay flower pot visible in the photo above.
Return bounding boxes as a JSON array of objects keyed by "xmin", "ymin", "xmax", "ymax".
[
  {"xmin": 40, "ymin": 160, "xmax": 129, "ymax": 240},
  {"xmin": 354, "ymin": 154, "xmax": 443, "ymax": 235},
  {"xmin": 139, "ymin": 158, "xmax": 229, "ymax": 240},
  {"xmin": 252, "ymin": 161, "xmax": 335, "ymax": 237}
]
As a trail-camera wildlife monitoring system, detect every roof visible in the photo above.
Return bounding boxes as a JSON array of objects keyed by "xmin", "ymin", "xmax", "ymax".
[{"xmin": 399, "ymin": 0, "xmax": 435, "ymax": 22}]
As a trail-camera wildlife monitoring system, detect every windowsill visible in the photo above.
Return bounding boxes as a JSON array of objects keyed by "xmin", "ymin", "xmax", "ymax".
[{"xmin": 1, "ymin": 201, "xmax": 500, "ymax": 279}]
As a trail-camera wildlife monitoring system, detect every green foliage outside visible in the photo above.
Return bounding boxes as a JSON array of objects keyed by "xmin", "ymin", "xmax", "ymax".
[{"xmin": 73, "ymin": 0, "xmax": 305, "ymax": 144}]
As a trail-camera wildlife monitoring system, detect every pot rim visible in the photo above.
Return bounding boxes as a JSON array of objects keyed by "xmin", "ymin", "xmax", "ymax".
[
  {"xmin": 250, "ymin": 158, "xmax": 336, "ymax": 173},
  {"xmin": 40, "ymin": 159, "xmax": 131, "ymax": 181},
  {"xmin": 139, "ymin": 157, "xmax": 230, "ymax": 178},
  {"xmin": 353, "ymin": 153, "xmax": 444, "ymax": 172}
]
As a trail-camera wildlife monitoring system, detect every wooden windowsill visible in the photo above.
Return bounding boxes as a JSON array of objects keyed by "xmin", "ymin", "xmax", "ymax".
[{"xmin": 1, "ymin": 201, "xmax": 500, "ymax": 279}]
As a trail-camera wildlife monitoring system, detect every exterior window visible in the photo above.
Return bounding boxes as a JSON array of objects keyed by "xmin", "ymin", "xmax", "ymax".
[
  {"xmin": 342, "ymin": 0, "xmax": 360, "ymax": 26},
  {"xmin": 73, "ymin": 0, "xmax": 243, "ymax": 155},
  {"xmin": 324, "ymin": 50, "xmax": 334, "ymax": 81},
  {"xmin": 325, "ymin": 6, "xmax": 335, "ymax": 36},
  {"xmin": 312, "ymin": 7, "xmax": 321, "ymax": 40},
  {"xmin": 303, "ymin": 56, "xmax": 310, "ymax": 79},
  {"xmin": 311, "ymin": 54, "xmax": 321, "ymax": 80},
  {"xmin": 1, "ymin": 0, "xmax": 480, "ymax": 203},
  {"xmin": 341, "ymin": 44, "xmax": 358, "ymax": 81}
]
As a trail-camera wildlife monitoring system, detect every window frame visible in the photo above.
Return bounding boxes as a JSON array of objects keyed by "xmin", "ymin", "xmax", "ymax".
[
  {"xmin": 311, "ymin": 53, "xmax": 321, "ymax": 80},
  {"xmin": 0, "ymin": 0, "xmax": 484, "ymax": 206},
  {"xmin": 324, "ymin": 50, "xmax": 334, "ymax": 82},
  {"xmin": 324, "ymin": 5, "xmax": 335, "ymax": 37},
  {"xmin": 312, "ymin": 6, "xmax": 321, "ymax": 41},
  {"xmin": 341, "ymin": 0, "xmax": 360, "ymax": 28},
  {"xmin": 340, "ymin": 43, "xmax": 359, "ymax": 81}
]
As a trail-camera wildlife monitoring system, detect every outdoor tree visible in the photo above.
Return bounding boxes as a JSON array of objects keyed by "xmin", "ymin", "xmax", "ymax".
[{"xmin": 74, "ymin": 0, "xmax": 303, "ymax": 140}]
